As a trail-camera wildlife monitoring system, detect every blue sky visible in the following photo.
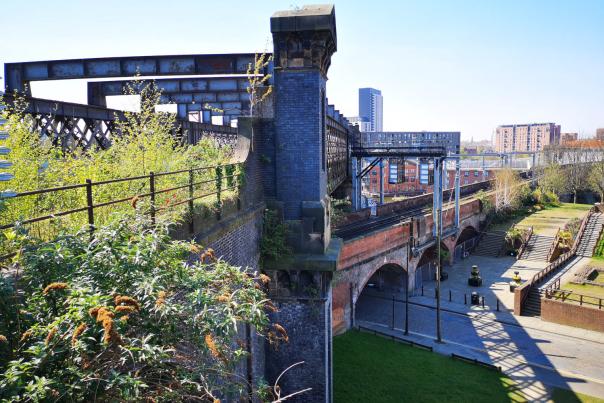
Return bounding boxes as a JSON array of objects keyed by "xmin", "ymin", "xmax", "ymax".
[{"xmin": 1, "ymin": 0, "xmax": 602, "ymax": 141}]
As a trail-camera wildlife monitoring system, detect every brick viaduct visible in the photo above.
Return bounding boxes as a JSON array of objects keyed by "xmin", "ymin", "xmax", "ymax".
[{"xmin": 5, "ymin": 5, "xmax": 495, "ymax": 402}]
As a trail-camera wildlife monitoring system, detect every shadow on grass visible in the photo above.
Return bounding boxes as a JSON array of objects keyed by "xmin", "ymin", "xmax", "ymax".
[{"xmin": 334, "ymin": 330, "xmax": 525, "ymax": 403}]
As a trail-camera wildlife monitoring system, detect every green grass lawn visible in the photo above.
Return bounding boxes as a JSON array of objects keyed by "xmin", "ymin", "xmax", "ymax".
[
  {"xmin": 489, "ymin": 203, "xmax": 592, "ymax": 235},
  {"xmin": 334, "ymin": 330, "xmax": 603, "ymax": 403},
  {"xmin": 334, "ymin": 330, "xmax": 526, "ymax": 403},
  {"xmin": 515, "ymin": 203, "xmax": 592, "ymax": 236}
]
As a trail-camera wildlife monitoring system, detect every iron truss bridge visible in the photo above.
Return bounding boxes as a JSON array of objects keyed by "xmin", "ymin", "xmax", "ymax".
[
  {"xmin": 1, "ymin": 93, "xmax": 238, "ymax": 151},
  {"xmin": 351, "ymin": 131, "xmax": 460, "ymax": 158}
]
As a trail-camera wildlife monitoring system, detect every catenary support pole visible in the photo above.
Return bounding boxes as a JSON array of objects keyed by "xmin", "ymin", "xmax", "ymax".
[
  {"xmin": 435, "ymin": 158, "xmax": 443, "ymax": 343},
  {"xmin": 455, "ymin": 158, "xmax": 460, "ymax": 229},
  {"xmin": 379, "ymin": 159, "xmax": 384, "ymax": 205}
]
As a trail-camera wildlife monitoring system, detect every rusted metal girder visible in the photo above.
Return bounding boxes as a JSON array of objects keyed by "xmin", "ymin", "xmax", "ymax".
[
  {"xmin": 4, "ymin": 53, "xmax": 269, "ymax": 93},
  {"xmin": 87, "ymin": 78, "xmax": 260, "ymax": 121}
]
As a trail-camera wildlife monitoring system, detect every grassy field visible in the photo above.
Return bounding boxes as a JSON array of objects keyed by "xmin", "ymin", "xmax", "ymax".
[
  {"xmin": 334, "ymin": 330, "xmax": 602, "ymax": 403},
  {"xmin": 490, "ymin": 203, "xmax": 592, "ymax": 235}
]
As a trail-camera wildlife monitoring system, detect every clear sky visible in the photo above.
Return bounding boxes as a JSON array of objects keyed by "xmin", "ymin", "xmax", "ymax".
[{"xmin": 1, "ymin": 0, "xmax": 603, "ymax": 141}]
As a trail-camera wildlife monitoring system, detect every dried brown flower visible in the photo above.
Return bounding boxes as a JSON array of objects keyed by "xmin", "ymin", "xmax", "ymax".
[
  {"xmin": 259, "ymin": 273, "xmax": 271, "ymax": 284},
  {"xmin": 0, "ymin": 335, "xmax": 8, "ymax": 344},
  {"xmin": 45, "ymin": 327, "xmax": 57, "ymax": 346},
  {"xmin": 71, "ymin": 323, "xmax": 87, "ymax": 347},
  {"xmin": 216, "ymin": 295, "xmax": 230, "ymax": 303},
  {"xmin": 115, "ymin": 305, "xmax": 137, "ymax": 313},
  {"xmin": 155, "ymin": 291, "xmax": 167, "ymax": 307},
  {"xmin": 114, "ymin": 295, "xmax": 141, "ymax": 311},
  {"xmin": 42, "ymin": 282, "xmax": 69, "ymax": 296},
  {"xmin": 130, "ymin": 195, "xmax": 140, "ymax": 209},
  {"xmin": 273, "ymin": 323, "xmax": 289, "ymax": 343},
  {"xmin": 205, "ymin": 334, "xmax": 221, "ymax": 359},
  {"xmin": 265, "ymin": 300, "xmax": 279, "ymax": 313},
  {"xmin": 20, "ymin": 330, "xmax": 32, "ymax": 343}
]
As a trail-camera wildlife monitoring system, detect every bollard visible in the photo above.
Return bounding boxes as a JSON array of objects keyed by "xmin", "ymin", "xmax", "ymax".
[
  {"xmin": 391, "ymin": 295, "xmax": 395, "ymax": 329},
  {"xmin": 481, "ymin": 296, "xmax": 485, "ymax": 309},
  {"xmin": 435, "ymin": 289, "xmax": 437, "ymax": 299},
  {"xmin": 464, "ymin": 293, "xmax": 467, "ymax": 305},
  {"xmin": 496, "ymin": 299, "xmax": 500, "ymax": 312},
  {"xmin": 449, "ymin": 290, "xmax": 452, "ymax": 302},
  {"xmin": 421, "ymin": 286, "xmax": 424, "ymax": 296}
]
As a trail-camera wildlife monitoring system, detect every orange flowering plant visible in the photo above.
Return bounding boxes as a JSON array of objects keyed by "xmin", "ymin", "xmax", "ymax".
[{"xmin": 0, "ymin": 215, "xmax": 280, "ymax": 402}]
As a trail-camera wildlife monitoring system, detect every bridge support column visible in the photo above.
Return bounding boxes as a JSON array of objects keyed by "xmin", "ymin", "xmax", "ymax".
[{"xmin": 266, "ymin": 6, "xmax": 339, "ymax": 403}]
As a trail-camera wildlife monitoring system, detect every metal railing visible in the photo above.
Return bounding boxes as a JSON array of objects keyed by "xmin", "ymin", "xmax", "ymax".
[
  {"xmin": 546, "ymin": 227, "xmax": 561, "ymax": 262},
  {"xmin": 0, "ymin": 163, "xmax": 242, "ymax": 259},
  {"xmin": 516, "ymin": 226, "xmax": 533, "ymax": 260},
  {"xmin": 519, "ymin": 207, "xmax": 595, "ymax": 310},
  {"xmin": 544, "ymin": 278, "xmax": 603, "ymax": 310}
]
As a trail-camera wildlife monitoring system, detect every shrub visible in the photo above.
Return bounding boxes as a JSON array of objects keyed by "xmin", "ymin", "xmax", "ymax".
[
  {"xmin": 0, "ymin": 87, "xmax": 231, "ymax": 254},
  {"xmin": 0, "ymin": 215, "xmax": 280, "ymax": 402}
]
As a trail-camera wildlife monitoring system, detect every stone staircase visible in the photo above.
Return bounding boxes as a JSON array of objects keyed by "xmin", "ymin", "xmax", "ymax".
[
  {"xmin": 522, "ymin": 255, "xmax": 583, "ymax": 316},
  {"xmin": 519, "ymin": 234, "xmax": 554, "ymax": 261},
  {"xmin": 523, "ymin": 287, "xmax": 543, "ymax": 316},
  {"xmin": 473, "ymin": 231, "xmax": 506, "ymax": 257},
  {"xmin": 576, "ymin": 212, "xmax": 604, "ymax": 257}
]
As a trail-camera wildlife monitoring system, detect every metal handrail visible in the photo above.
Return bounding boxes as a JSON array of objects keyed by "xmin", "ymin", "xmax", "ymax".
[
  {"xmin": 516, "ymin": 226, "xmax": 533, "ymax": 260},
  {"xmin": 0, "ymin": 162, "xmax": 243, "ymax": 235},
  {"xmin": 520, "ymin": 207, "xmax": 595, "ymax": 309},
  {"xmin": 546, "ymin": 227, "xmax": 561, "ymax": 262}
]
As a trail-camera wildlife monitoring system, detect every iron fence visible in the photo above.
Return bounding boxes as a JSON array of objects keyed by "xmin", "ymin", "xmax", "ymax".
[{"xmin": 0, "ymin": 162, "xmax": 243, "ymax": 260}]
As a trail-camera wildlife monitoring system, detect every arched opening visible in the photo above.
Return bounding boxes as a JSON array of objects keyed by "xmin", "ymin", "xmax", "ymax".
[
  {"xmin": 355, "ymin": 263, "xmax": 408, "ymax": 327},
  {"xmin": 453, "ymin": 226, "xmax": 479, "ymax": 262},
  {"xmin": 415, "ymin": 242, "xmax": 451, "ymax": 290}
]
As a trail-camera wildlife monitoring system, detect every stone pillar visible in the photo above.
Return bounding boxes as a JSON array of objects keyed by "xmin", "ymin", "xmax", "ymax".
[
  {"xmin": 271, "ymin": 4, "xmax": 337, "ymax": 253},
  {"xmin": 265, "ymin": 5, "xmax": 339, "ymax": 403}
]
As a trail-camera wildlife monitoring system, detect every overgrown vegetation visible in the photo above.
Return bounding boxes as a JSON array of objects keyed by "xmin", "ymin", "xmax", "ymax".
[
  {"xmin": 331, "ymin": 197, "xmax": 352, "ymax": 227},
  {"xmin": 0, "ymin": 85, "xmax": 234, "ymax": 255},
  {"xmin": 259, "ymin": 209, "xmax": 292, "ymax": 266},
  {"xmin": 0, "ymin": 216, "xmax": 286, "ymax": 402}
]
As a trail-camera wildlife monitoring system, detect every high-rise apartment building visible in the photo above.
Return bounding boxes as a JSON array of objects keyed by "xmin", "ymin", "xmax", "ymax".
[
  {"xmin": 359, "ymin": 88, "xmax": 383, "ymax": 132},
  {"xmin": 495, "ymin": 123, "xmax": 561, "ymax": 152}
]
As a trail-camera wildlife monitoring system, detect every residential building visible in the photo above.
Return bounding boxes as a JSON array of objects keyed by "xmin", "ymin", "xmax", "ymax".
[
  {"xmin": 597, "ymin": 128, "xmax": 604, "ymax": 141},
  {"xmin": 495, "ymin": 123, "xmax": 561, "ymax": 152},
  {"xmin": 561, "ymin": 132, "xmax": 578, "ymax": 143},
  {"xmin": 359, "ymin": 88, "xmax": 383, "ymax": 132}
]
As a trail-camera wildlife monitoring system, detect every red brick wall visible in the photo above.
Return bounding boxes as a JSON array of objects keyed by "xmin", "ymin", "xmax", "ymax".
[
  {"xmin": 541, "ymin": 298, "xmax": 604, "ymax": 333},
  {"xmin": 338, "ymin": 224, "xmax": 410, "ymax": 270}
]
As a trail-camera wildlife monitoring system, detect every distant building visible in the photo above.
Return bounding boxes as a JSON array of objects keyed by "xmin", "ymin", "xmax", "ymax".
[
  {"xmin": 359, "ymin": 88, "xmax": 383, "ymax": 132},
  {"xmin": 495, "ymin": 123, "xmax": 561, "ymax": 152},
  {"xmin": 347, "ymin": 116, "xmax": 371, "ymax": 132},
  {"xmin": 364, "ymin": 159, "xmax": 493, "ymax": 197},
  {"xmin": 597, "ymin": 128, "xmax": 604, "ymax": 141},
  {"xmin": 561, "ymin": 132, "xmax": 578, "ymax": 144}
]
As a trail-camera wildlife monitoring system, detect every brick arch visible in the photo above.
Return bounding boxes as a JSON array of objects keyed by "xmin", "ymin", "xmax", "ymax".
[
  {"xmin": 354, "ymin": 259, "xmax": 407, "ymax": 304},
  {"xmin": 455, "ymin": 224, "xmax": 479, "ymax": 246}
]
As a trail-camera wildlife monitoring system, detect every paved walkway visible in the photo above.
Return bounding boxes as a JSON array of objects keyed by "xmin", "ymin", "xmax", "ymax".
[{"xmin": 419, "ymin": 255, "xmax": 548, "ymax": 313}]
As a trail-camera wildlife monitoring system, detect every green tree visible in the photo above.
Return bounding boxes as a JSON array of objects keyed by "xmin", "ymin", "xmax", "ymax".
[
  {"xmin": 539, "ymin": 162, "xmax": 567, "ymax": 196},
  {"xmin": 588, "ymin": 159, "xmax": 604, "ymax": 202}
]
